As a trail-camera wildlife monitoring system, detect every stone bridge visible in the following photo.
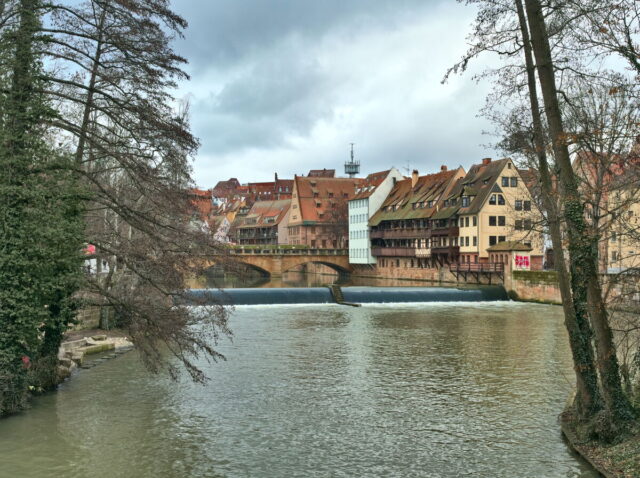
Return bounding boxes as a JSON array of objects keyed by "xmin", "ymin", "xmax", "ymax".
[{"xmin": 203, "ymin": 247, "xmax": 352, "ymax": 278}]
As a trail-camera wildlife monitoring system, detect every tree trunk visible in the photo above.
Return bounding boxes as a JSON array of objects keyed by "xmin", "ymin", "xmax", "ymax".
[
  {"xmin": 74, "ymin": 3, "xmax": 107, "ymax": 167},
  {"xmin": 515, "ymin": 0, "xmax": 601, "ymax": 418},
  {"xmin": 523, "ymin": 0, "xmax": 635, "ymax": 423}
]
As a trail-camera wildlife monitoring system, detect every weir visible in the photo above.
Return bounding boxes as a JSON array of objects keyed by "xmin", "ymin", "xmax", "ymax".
[{"xmin": 184, "ymin": 285, "xmax": 509, "ymax": 306}]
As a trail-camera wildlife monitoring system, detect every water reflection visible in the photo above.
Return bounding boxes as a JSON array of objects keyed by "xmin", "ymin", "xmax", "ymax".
[{"xmin": 0, "ymin": 303, "xmax": 598, "ymax": 477}]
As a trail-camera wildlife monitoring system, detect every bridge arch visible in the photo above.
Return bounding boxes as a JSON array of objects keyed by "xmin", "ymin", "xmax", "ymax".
[
  {"xmin": 283, "ymin": 260, "xmax": 350, "ymax": 276},
  {"xmin": 233, "ymin": 261, "xmax": 271, "ymax": 277},
  {"xmin": 199, "ymin": 249, "xmax": 352, "ymax": 279}
]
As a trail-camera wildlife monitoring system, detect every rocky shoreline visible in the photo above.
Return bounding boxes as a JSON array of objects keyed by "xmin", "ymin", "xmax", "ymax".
[{"xmin": 56, "ymin": 332, "xmax": 134, "ymax": 382}]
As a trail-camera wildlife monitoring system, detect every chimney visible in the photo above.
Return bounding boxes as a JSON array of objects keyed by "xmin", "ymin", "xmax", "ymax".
[
  {"xmin": 440, "ymin": 165, "xmax": 447, "ymax": 172},
  {"xmin": 482, "ymin": 158, "xmax": 492, "ymax": 165},
  {"xmin": 411, "ymin": 169, "xmax": 419, "ymax": 187},
  {"xmin": 275, "ymin": 172, "xmax": 278, "ymax": 181}
]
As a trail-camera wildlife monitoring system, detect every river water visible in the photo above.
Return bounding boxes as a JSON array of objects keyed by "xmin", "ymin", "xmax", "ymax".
[{"xmin": 0, "ymin": 301, "xmax": 598, "ymax": 477}]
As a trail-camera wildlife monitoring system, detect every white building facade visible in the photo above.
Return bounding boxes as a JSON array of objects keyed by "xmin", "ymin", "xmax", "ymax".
[{"xmin": 348, "ymin": 168, "xmax": 403, "ymax": 264}]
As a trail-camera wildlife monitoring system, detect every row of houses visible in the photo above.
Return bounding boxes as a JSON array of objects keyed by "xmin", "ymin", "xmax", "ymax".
[
  {"xmin": 191, "ymin": 147, "xmax": 640, "ymax": 274},
  {"xmin": 348, "ymin": 158, "xmax": 545, "ymax": 272}
]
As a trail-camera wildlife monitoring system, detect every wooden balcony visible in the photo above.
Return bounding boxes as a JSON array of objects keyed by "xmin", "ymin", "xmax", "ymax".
[
  {"xmin": 431, "ymin": 245, "xmax": 460, "ymax": 256},
  {"xmin": 449, "ymin": 261, "xmax": 504, "ymax": 283},
  {"xmin": 450, "ymin": 262, "xmax": 504, "ymax": 273},
  {"xmin": 431, "ymin": 226, "xmax": 459, "ymax": 237},
  {"xmin": 369, "ymin": 228, "xmax": 430, "ymax": 240},
  {"xmin": 371, "ymin": 247, "xmax": 417, "ymax": 258}
]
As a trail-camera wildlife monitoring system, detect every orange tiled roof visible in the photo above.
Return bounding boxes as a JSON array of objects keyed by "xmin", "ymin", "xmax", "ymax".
[
  {"xmin": 189, "ymin": 188, "xmax": 213, "ymax": 222},
  {"xmin": 237, "ymin": 199, "xmax": 291, "ymax": 228},
  {"xmin": 293, "ymin": 176, "xmax": 363, "ymax": 224}
]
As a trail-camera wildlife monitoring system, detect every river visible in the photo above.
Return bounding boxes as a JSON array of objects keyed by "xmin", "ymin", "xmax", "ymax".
[{"xmin": 0, "ymin": 299, "xmax": 598, "ymax": 477}]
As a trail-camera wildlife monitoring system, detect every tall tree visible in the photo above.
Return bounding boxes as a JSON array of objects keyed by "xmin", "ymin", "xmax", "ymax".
[
  {"xmin": 37, "ymin": 0, "xmax": 232, "ymax": 380},
  {"xmin": 0, "ymin": 0, "xmax": 83, "ymax": 415},
  {"xmin": 522, "ymin": 0, "xmax": 635, "ymax": 426},
  {"xmin": 514, "ymin": 0, "xmax": 602, "ymax": 418}
]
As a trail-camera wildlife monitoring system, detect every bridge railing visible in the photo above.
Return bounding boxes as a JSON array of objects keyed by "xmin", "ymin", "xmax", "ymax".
[{"xmin": 230, "ymin": 247, "xmax": 348, "ymax": 256}]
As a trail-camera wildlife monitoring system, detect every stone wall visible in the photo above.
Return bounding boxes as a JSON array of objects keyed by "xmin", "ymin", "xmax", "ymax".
[
  {"xmin": 506, "ymin": 270, "xmax": 561, "ymax": 304},
  {"xmin": 352, "ymin": 263, "xmax": 459, "ymax": 283},
  {"xmin": 73, "ymin": 306, "xmax": 101, "ymax": 330}
]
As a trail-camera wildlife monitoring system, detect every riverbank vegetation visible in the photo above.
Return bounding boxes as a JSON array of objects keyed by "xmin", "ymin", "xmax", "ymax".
[
  {"xmin": 0, "ymin": 0, "xmax": 231, "ymax": 416},
  {"xmin": 449, "ymin": 0, "xmax": 639, "ymax": 458}
]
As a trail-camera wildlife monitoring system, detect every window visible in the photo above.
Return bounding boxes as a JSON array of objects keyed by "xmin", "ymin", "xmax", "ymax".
[
  {"xmin": 462, "ymin": 197, "xmax": 469, "ymax": 207},
  {"xmin": 489, "ymin": 195, "xmax": 497, "ymax": 205},
  {"xmin": 489, "ymin": 236, "xmax": 497, "ymax": 246},
  {"xmin": 498, "ymin": 216, "xmax": 506, "ymax": 226},
  {"xmin": 465, "ymin": 236, "xmax": 470, "ymax": 247},
  {"xmin": 498, "ymin": 235, "xmax": 506, "ymax": 243},
  {"xmin": 498, "ymin": 195, "xmax": 505, "ymax": 205},
  {"xmin": 515, "ymin": 200, "xmax": 523, "ymax": 211},
  {"xmin": 465, "ymin": 217, "xmax": 469, "ymax": 227},
  {"xmin": 473, "ymin": 216, "xmax": 477, "ymax": 226},
  {"xmin": 428, "ymin": 200, "xmax": 434, "ymax": 208},
  {"xmin": 515, "ymin": 219, "xmax": 523, "ymax": 230},
  {"xmin": 489, "ymin": 216, "xmax": 497, "ymax": 226},
  {"xmin": 444, "ymin": 200, "xmax": 450, "ymax": 207},
  {"xmin": 524, "ymin": 219, "xmax": 532, "ymax": 229},
  {"xmin": 612, "ymin": 251, "xmax": 618, "ymax": 261},
  {"xmin": 502, "ymin": 177, "xmax": 509, "ymax": 187},
  {"xmin": 473, "ymin": 236, "xmax": 477, "ymax": 246},
  {"xmin": 524, "ymin": 200, "xmax": 531, "ymax": 211},
  {"xmin": 510, "ymin": 177, "xmax": 518, "ymax": 187},
  {"xmin": 507, "ymin": 162, "xmax": 512, "ymax": 169},
  {"xmin": 611, "ymin": 232, "xmax": 617, "ymax": 242}
]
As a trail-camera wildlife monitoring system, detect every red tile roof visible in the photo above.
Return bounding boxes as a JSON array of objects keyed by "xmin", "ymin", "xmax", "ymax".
[
  {"xmin": 292, "ymin": 176, "xmax": 364, "ymax": 224},
  {"xmin": 189, "ymin": 188, "xmax": 214, "ymax": 223},
  {"xmin": 308, "ymin": 168, "xmax": 335, "ymax": 177},
  {"xmin": 237, "ymin": 199, "xmax": 291, "ymax": 228}
]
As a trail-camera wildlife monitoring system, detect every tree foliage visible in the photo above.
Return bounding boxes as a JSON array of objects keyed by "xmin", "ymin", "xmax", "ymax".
[
  {"xmin": 0, "ymin": 0, "xmax": 232, "ymax": 415},
  {"xmin": 0, "ymin": 0, "xmax": 83, "ymax": 414},
  {"xmin": 449, "ymin": 0, "xmax": 639, "ymax": 438}
]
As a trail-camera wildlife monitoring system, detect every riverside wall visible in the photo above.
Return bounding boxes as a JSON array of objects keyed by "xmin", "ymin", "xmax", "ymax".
[{"xmin": 350, "ymin": 264, "xmax": 563, "ymax": 303}]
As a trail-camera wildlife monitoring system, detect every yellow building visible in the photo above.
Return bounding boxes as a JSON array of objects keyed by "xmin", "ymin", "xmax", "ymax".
[
  {"xmin": 446, "ymin": 158, "xmax": 545, "ymax": 267},
  {"xmin": 604, "ymin": 185, "xmax": 640, "ymax": 272}
]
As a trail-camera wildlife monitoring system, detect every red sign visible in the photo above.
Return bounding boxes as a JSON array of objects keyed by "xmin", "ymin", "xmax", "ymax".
[{"xmin": 515, "ymin": 254, "xmax": 530, "ymax": 269}]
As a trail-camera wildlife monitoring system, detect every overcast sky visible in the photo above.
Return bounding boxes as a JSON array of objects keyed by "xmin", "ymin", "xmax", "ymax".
[{"xmin": 172, "ymin": 1, "xmax": 497, "ymax": 187}]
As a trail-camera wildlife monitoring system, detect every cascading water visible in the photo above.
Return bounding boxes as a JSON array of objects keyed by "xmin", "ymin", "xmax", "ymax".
[{"xmin": 183, "ymin": 286, "xmax": 508, "ymax": 306}]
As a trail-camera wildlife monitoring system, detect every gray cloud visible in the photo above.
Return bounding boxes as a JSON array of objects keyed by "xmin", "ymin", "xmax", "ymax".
[{"xmin": 172, "ymin": 1, "xmax": 498, "ymax": 186}]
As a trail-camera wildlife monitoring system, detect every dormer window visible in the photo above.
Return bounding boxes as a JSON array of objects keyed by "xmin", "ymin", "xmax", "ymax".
[{"xmin": 461, "ymin": 196, "xmax": 469, "ymax": 207}]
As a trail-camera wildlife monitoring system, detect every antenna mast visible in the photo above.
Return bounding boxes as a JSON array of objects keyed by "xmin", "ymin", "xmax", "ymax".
[{"xmin": 344, "ymin": 142, "xmax": 360, "ymax": 178}]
